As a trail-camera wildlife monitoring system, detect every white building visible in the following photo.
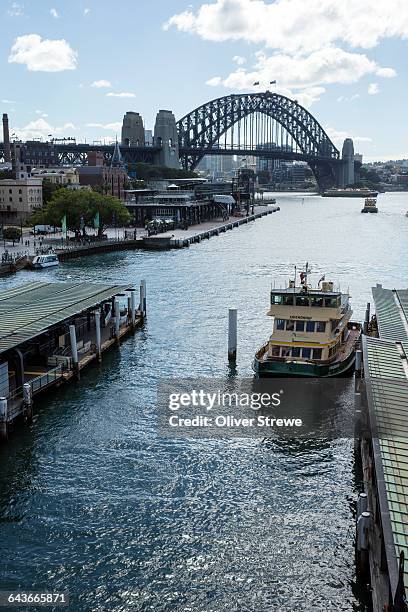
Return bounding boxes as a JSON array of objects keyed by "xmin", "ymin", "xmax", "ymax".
[{"xmin": 31, "ymin": 167, "xmax": 80, "ymax": 187}]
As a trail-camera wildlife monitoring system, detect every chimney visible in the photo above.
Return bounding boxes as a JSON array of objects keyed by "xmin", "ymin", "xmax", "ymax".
[{"xmin": 2, "ymin": 113, "xmax": 11, "ymax": 163}]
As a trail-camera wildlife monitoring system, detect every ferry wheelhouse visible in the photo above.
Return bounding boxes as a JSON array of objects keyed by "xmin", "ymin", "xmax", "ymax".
[
  {"xmin": 361, "ymin": 198, "xmax": 378, "ymax": 213},
  {"xmin": 253, "ymin": 267, "xmax": 361, "ymax": 377},
  {"xmin": 31, "ymin": 253, "xmax": 59, "ymax": 269}
]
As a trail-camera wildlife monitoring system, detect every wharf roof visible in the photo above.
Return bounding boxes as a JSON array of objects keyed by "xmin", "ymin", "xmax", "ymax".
[
  {"xmin": 363, "ymin": 284, "xmax": 408, "ymax": 594},
  {"xmin": 0, "ymin": 281, "xmax": 129, "ymax": 355}
]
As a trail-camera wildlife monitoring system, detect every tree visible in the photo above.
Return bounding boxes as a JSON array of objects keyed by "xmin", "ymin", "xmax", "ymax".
[
  {"xmin": 30, "ymin": 189, "xmax": 130, "ymax": 237},
  {"xmin": 3, "ymin": 226, "xmax": 21, "ymax": 245},
  {"xmin": 42, "ymin": 179, "xmax": 63, "ymax": 204}
]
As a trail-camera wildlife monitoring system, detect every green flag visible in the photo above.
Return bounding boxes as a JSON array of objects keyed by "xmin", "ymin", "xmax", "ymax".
[
  {"xmin": 94, "ymin": 211, "xmax": 100, "ymax": 230},
  {"xmin": 61, "ymin": 214, "xmax": 67, "ymax": 236}
]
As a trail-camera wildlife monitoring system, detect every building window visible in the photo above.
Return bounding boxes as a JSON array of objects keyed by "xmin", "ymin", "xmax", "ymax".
[
  {"xmin": 286, "ymin": 320, "xmax": 295, "ymax": 331},
  {"xmin": 295, "ymin": 321, "xmax": 305, "ymax": 332},
  {"xmin": 313, "ymin": 348, "xmax": 322, "ymax": 360},
  {"xmin": 19, "ymin": 197, "xmax": 22, "ymax": 202},
  {"xmin": 18, "ymin": 189, "xmax": 22, "ymax": 194},
  {"xmin": 276, "ymin": 319, "xmax": 285, "ymax": 330},
  {"xmin": 316, "ymin": 321, "xmax": 326, "ymax": 332},
  {"xmin": 302, "ymin": 348, "xmax": 312, "ymax": 359}
]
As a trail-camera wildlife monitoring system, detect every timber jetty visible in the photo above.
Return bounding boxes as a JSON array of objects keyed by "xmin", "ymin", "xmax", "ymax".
[{"xmin": 0, "ymin": 280, "xmax": 146, "ymax": 440}]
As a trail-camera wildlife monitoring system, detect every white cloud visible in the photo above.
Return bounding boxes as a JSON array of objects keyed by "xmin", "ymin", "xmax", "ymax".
[
  {"xmin": 368, "ymin": 82, "xmax": 379, "ymax": 95},
  {"xmin": 13, "ymin": 118, "xmax": 77, "ymax": 141},
  {"xmin": 376, "ymin": 67, "xmax": 397, "ymax": 77},
  {"xmin": 8, "ymin": 34, "xmax": 77, "ymax": 72},
  {"xmin": 106, "ymin": 92, "xmax": 136, "ymax": 98},
  {"xmin": 164, "ymin": 0, "xmax": 408, "ymax": 54},
  {"xmin": 85, "ymin": 122, "xmax": 122, "ymax": 131},
  {"xmin": 7, "ymin": 3, "xmax": 24, "ymax": 17},
  {"xmin": 91, "ymin": 79, "xmax": 112, "ymax": 88},
  {"xmin": 84, "ymin": 8, "xmax": 91, "ymax": 15},
  {"xmin": 205, "ymin": 47, "xmax": 394, "ymax": 104},
  {"xmin": 2, "ymin": 99, "xmax": 14, "ymax": 104},
  {"xmin": 337, "ymin": 94, "xmax": 360, "ymax": 102},
  {"xmin": 233, "ymin": 55, "xmax": 246, "ymax": 65},
  {"xmin": 35, "ymin": 110, "xmax": 49, "ymax": 117},
  {"xmin": 326, "ymin": 127, "xmax": 372, "ymax": 148},
  {"xmin": 206, "ymin": 76, "xmax": 222, "ymax": 86},
  {"xmin": 50, "ymin": 8, "xmax": 59, "ymax": 18}
]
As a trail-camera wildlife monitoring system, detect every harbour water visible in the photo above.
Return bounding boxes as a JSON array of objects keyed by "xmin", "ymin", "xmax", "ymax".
[{"xmin": 1, "ymin": 192, "xmax": 407, "ymax": 611}]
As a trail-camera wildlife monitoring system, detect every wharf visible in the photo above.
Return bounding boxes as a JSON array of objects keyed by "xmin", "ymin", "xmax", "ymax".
[
  {"xmin": 356, "ymin": 285, "xmax": 408, "ymax": 611},
  {"xmin": 143, "ymin": 205, "xmax": 280, "ymax": 249},
  {"xmin": 0, "ymin": 280, "xmax": 146, "ymax": 440}
]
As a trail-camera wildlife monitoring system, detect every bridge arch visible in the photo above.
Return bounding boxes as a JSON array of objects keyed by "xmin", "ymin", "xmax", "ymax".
[{"xmin": 177, "ymin": 92, "xmax": 340, "ymax": 189}]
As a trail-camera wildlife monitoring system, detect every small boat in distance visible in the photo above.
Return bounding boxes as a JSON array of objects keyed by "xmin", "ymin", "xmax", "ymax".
[
  {"xmin": 361, "ymin": 198, "xmax": 378, "ymax": 213},
  {"xmin": 253, "ymin": 264, "xmax": 361, "ymax": 377},
  {"xmin": 322, "ymin": 188, "xmax": 378, "ymax": 198},
  {"xmin": 31, "ymin": 253, "xmax": 59, "ymax": 269}
]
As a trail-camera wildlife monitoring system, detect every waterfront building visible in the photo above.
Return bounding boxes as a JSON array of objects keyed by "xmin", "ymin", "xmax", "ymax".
[
  {"xmin": 0, "ymin": 175, "xmax": 43, "ymax": 223},
  {"xmin": 78, "ymin": 145, "xmax": 127, "ymax": 200},
  {"xmin": 121, "ymin": 112, "xmax": 145, "ymax": 147},
  {"xmin": 31, "ymin": 167, "xmax": 80, "ymax": 187}
]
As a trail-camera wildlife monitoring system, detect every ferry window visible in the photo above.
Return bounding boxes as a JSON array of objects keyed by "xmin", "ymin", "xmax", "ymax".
[
  {"xmin": 310, "ymin": 296, "xmax": 324, "ymax": 307},
  {"xmin": 292, "ymin": 347, "xmax": 301, "ymax": 357},
  {"xmin": 295, "ymin": 321, "xmax": 305, "ymax": 332},
  {"xmin": 316, "ymin": 321, "xmax": 326, "ymax": 332},
  {"xmin": 281, "ymin": 347, "xmax": 291, "ymax": 357},
  {"xmin": 296, "ymin": 295, "xmax": 309, "ymax": 307},
  {"xmin": 306, "ymin": 321, "xmax": 315, "ymax": 332},
  {"xmin": 331, "ymin": 320, "xmax": 339, "ymax": 331},
  {"xmin": 282, "ymin": 295, "xmax": 294, "ymax": 305},
  {"xmin": 276, "ymin": 319, "xmax": 285, "ymax": 330},
  {"xmin": 324, "ymin": 297, "xmax": 337, "ymax": 308},
  {"xmin": 286, "ymin": 320, "xmax": 295, "ymax": 331},
  {"xmin": 271, "ymin": 294, "xmax": 283, "ymax": 305},
  {"xmin": 302, "ymin": 348, "xmax": 312, "ymax": 359},
  {"xmin": 313, "ymin": 348, "xmax": 322, "ymax": 360},
  {"xmin": 271, "ymin": 346, "xmax": 280, "ymax": 356}
]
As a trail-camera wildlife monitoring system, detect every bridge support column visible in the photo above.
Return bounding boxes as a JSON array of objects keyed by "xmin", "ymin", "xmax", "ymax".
[{"xmin": 154, "ymin": 110, "xmax": 180, "ymax": 169}]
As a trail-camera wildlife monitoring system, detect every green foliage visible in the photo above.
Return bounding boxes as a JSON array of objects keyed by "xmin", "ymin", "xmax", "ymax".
[
  {"xmin": 128, "ymin": 163, "xmax": 198, "ymax": 181},
  {"xmin": 0, "ymin": 170, "xmax": 14, "ymax": 180},
  {"xmin": 30, "ymin": 189, "xmax": 131, "ymax": 235},
  {"xmin": 3, "ymin": 226, "xmax": 22, "ymax": 243},
  {"xmin": 42, "ymin": 179, "xmax": 63, "ymax": 204},
  {"xmin": 359, "ymin": 167, "xmax": 381, "ymax": 184}
]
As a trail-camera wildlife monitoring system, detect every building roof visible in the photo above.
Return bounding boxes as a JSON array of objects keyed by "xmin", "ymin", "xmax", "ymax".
[
  {"xmin": 372, "ymin": 285, "xmax": 408, "ymax": 342},
  {"xmin": 363, "ymin": 284, "xmax": 408, "ymax": 593},
  {"xmin": 0, "ymin": 281, "xmax": 129, "ymax": 355}
]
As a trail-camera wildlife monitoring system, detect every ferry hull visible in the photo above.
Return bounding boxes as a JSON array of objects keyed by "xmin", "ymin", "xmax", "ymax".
[{"xmin": 253, "ymin": 348, "xmax": 356, "ymax": 378}]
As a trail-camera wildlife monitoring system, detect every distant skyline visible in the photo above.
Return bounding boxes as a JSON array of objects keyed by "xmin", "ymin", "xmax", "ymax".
[{"xmin": 1, "ymin": 0, "xmax": 407, "ymax": 161}]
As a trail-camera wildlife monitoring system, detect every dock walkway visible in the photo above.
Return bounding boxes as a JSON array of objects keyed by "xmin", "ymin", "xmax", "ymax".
[
  {"xmin": 357, "ymin": 285, "xmax": 408, "ymax": 611},
  {"xmin": 0, "ymin": 281, "xmax": 145, "ymax": 440}
]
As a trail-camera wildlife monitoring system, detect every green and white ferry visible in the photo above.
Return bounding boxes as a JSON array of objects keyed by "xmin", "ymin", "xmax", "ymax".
[{"xmin": 253, "ymin": 266, "xmax": 361, "ymax": 377}]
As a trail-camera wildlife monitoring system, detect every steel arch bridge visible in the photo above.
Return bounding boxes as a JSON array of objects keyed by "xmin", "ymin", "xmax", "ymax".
[{"xmin": 177, "ymin": 92, "xmax": 342, "ymax": 189}]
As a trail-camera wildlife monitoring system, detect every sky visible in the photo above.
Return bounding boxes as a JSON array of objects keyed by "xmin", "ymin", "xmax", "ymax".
[{"xmin": 0, "ymin": 0, "xmax": 407, "ymax": 161}]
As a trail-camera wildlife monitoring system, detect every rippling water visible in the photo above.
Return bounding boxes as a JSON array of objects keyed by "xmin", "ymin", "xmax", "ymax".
[{"xmin": 1, "ymin": 192, "xmax": 407, "ymax": 611}]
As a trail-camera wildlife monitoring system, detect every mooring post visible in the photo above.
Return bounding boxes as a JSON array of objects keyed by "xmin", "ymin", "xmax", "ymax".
[
  {"xmin": 0, "ymin": 397, "xmax": 8, "ymax": 440},
  {"xmin": 355, "ymin": 349, "xmax": 362, "ymax": 376},
  {"xmin": 228, "ymin": 308, "xmax": 237, "ymax": 362},
  {"xmin": 69, "ymin": 324, "xmax": 80, "ymax": 379},
  {"xmin": 94, "ymin": 310, "xmax": 102, "ymax": 362},
  {"xmin": 141, "ymin": 280, "xmax": 146, "ymax": 318},
  {"xmin": 115, "ymin": 298, "xmax": 121, "ymax": 344},
  {"xmin": 357, "ymin": 492, "xmax": 368, "ymax": 516},
  {"xmin": 356, "ymin": 511, "xmax": 371, "ymax": 581},
  {"xmin": 363, "ymin": 302, "xmax": 370, "ymax": 334},
  {"xmin": 130, "ymin": 289, "xmax": 136, "ymax": 326},
  {"xmin": 23, "ymin": 382, "xmax": 33, "ymax": 422}
]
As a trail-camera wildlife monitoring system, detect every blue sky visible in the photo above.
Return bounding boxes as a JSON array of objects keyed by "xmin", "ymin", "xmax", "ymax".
[{"xmin": 1, "ymin": 0, "xmax": 407, "ymax": 161}]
